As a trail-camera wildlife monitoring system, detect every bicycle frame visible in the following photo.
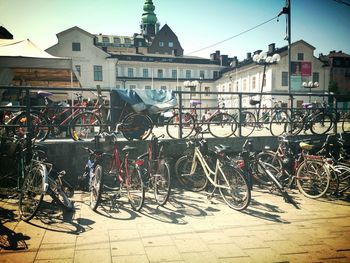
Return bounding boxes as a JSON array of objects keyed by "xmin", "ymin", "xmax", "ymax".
[{"xmin": 189, "ymin": 146, "xmax": 231, "ymax": 191}]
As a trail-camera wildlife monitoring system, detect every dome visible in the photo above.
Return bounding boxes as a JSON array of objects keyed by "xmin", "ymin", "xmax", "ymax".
[{"xmin": 141, "ymin": 0, "xmax": 157, "ymax": 24}]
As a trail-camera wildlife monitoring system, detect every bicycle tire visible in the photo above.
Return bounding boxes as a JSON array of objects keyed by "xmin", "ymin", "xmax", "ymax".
[
  {"xmin": 47, "ymin": 177, "xmax": 74, "ymax": 211},
  {"xmin": 296, "ymin": 160, "xmax": 330, "ymax": 198},
  {"xmin": 166, "ymin": 113, "xmax": 195, "ymax": 139},
  {"xmin": 239, "ymin": 111, "xmax": 256, "ymax": 137},
  {"xmin": 175, "ymin": 155, "xmax": 208, "ymax": 192},
  {"xmin": 126, "ymin": 161, "xmax": 145, "ymax": 211},
  {"xmin": 121, "ymin": 113, "xmax": 153, "ymax": 140},
  {"xmin": 90, "ymin": 164, "xmax": 103, "ymax": 211},
  {"xmin": 218, "ymin": 164, "xmax": 251, "ymax": 211},
  {"xmin": 18, "ymin": 164, "xmax": 45, "ymax": 221},
  {"xmin": 254, "ymin": 151, "xmax": 283, "ymax": 186},
  {"xmin": 310, "ymin": 112, "xmax": 333, "ymax": 135},
  {"xmin": 342, "ymin": 113, "xmax": 350, "ymax": 133},
  {"xmin": 154, "ymin": 161, "xmax": 171, "ymax": 206},
  {"xmin": 69, "ymin": 111, "xmax": 102, "ymax": 141},
  {"xmin": 269, "ymin": 111, "xmax": 289, "ymax": 137},
  {"xmin": 333, "ymin": 164, "xmax": 350, "ymax": 194},
  {"xmin": 208, "ymin": 112, "xmax": 237, "ymax": 138},
  {"xmin": 12, "ymin": 112, "xmax": 49, "ymax": 141},
  {"xmin": 289, "ymin": 111, "xmax": 304, "ymax": 135}
]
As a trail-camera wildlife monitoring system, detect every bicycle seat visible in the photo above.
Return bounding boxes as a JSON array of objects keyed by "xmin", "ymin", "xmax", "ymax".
[
  {"xmin": 190, "ymin": 100, "xmax": 202, "ymax": 106},
  {"xmin": 214, "ymin": 144, "xmax": 231, "ymax": 154},
  {"xmin": 299, "ymin": 142, "xmax": 314, "ymax": 151},
  {"xmin": 249, "ymin": 99, "xmax": 260, "ymax": 106},
  {"xmin": 122, "ymin": 145, "xmax": 137, "ymax": 152},
  {"xmin": 37, "ymin": 90, "xmax": 53, "ymax": 97}
]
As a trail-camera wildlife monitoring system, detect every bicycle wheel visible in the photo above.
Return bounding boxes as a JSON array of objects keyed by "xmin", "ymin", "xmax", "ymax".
[
  {"xmin": 18, "ymin": 164, "xmax": 45, "ymax": 221},
  {"xmin": 310, "ymin": 112, "xmax": 333, "ymax": 135},
  {"xmin": 218, "ymin": 164, "xmax": 251, "ymax": 211},
  {"xmin": 154, "ymin": 160, "xmax": 171, "ymax": 206},
  {"xmin": 69, "ymin": 111, "xmax": 102, "ymax": 141},
  {"xmin": 342, "ymin": 113, "xmax": 350, "ymax": 133},
  {"xmin": 175, "ymin": 155, "xmax": 208, "ymax": 192},
  {"xmin": 288, "ymin": 111, "xmax": 304, "ymax": 135},
  {"xmin": 296, "ymin": 160, "xmax": 330, "ymax": 198},
  {"xmin": 47, "ymin": 176, "xmax": 74, "ymax": 211},
  {"xmin": 254, "ymin": 151, "xmax": 283, "ymax": 185},
  {"xmin": 126, "ymin": 161, "xmax": 145, "ymax": 211},
  {"xmin": 90, "ymin": 164, "xmax": 103, "ymax": 211},
  {"xmin": 12, "ymin": 112, "xmax": 49, "ymax": 141},
  {"xmin": 239, "ymin": 111, "xmax": 256, "ymax": 137},
  {"xmin": 269, "ymin": 111, "xmax": 289, "ymax": 137},
  {"xmin": 121, "ymin": 113, "xmax": 153, "ymax": 140},
  {"xmin": 333, "ymin": 164, "xmax": 350, "ymax": 194},
  {"xmin": 208, "ymin": 112, "xmax": 237, "ymax": 138},
  {"xmin": 166, "ymin": 113, "xmax": 195, "ymax": 139}
]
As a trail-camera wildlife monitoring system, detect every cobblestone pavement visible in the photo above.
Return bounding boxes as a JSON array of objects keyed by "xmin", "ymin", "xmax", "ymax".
[{"xmin": 1, "ymin": 187, "xmax": 350, "ymax": 263}]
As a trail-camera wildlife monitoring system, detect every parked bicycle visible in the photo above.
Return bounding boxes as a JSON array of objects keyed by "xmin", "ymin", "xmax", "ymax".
[
  {"xmin": 81, "ymin": 132, "xmax": 145, "ymax": 211},
  {"xmin": 166, "ymin": 100, "xmax": 237, "ymax": 139},
  {"xmin": 257, "ymin": 134, "xmax": 331, "ymax": 199},
  {"xmin": 239, "ymin": 97, "xmax": 289, "ymax": 137},
  {"xmin": 18, "ymin": 142, "xmax": 74, "ymax": 222},
  {"xmin": 175, "ymin": 130, "xmax": 251, "ymax": 211},
  {"xmin": 136, "ymin": 134, "xmax": 171, "ymax": 206},
  {"xmin": 288, "ymin": 102, "xmax": 334, "ymax": 135}
]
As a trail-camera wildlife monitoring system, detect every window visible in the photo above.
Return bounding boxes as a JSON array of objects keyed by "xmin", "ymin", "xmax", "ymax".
[
  {"xmin": 159, "ymin": 41, "xmax": 164, "ymax": 47},
  {"xmin": 157, "ymin": 69, "xmax": 163, "ymax": 78},
  {"xmin": 102, "ymin": 37, "xmax": 109, "ymax": 43},
  {"xmin": 313, "ymin": 72, "xmax": 320, "ymax": 83},
  {"xmin": 72, "ymin": 42, "xmax": 81, "ymax": 51},
  {"xmin": 143, "ymin": 68, "xmax": 149, "ymax": 78},
  {"xmin": 171, "ymin": 69, "xmax": 177, "ymax": 79},
  {"xmin": 130, "ymin": 85, "xmax": 136, "ymax": 90},
  {"xmin": 128, "ymin": 68, "xmax": 134, "ymax": 77},
  {"xmin": 243, "ymin": 79, "xmax": 247, "ymax": 91},
  {"xmin": 124, "ymin": 38, "xmax": 131, "ymax": 44},
  {"xmin": 235, "ymin": 81, "xmax": 239, "ymax": 92},
  {"xmin": 75, "ymin": 65, "xmax": 81, "ymax": 76},
  {"xmin": 176, "ymin": 86, "xmax": 182, "ymax": 92},
  {"xmin": 186, "ymin": 70, "xmax": 191, "ymax": 79},
  {"xmin": 200, "ymin": 70, "xmax": 205, "ymax": 79},
  {"xmin": 282, "ymin": 72, "xmax": 288, "ymax": 86},
  {"xmin": 252, "ymin": 76, "xmax": 256, "ymax": 90},
  {"xmin": 93, "ymin": 65, "xmax": 103, "ymax": 81},
  {"xmin": 205, "ymin": 86, "xmax": 210, "ymax": 96},
  {"xmin": 145, "ymin": 85, "xmax": 152, "ymax": 90},
  {"xmin": 114, "ymin": 37, "xmax": 121, "ymax": 44},
  {"xmin": 115, "ymin": 66, "xmax": 119, "ymax": 79},
  {"xmin": 297, "ymin": 53, "xmax": 304, "ymax": 60},
  {"xmin": 213, "ymin": 71, "xmax": 219, "ymax": 79},
  {"xmin": 160, "ymin": 86, "xmax": 167, "ymax": 90},
  {"xmin": 116, "ymin": 84, "xmax": 121, "ymax": 89},
  {"xmin": 168, "ymin": 41, "xmax": 174, "ymax": 48}
]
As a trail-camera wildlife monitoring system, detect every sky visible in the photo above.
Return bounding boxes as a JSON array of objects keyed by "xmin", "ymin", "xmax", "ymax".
[{"xmin": 1, "ymin": 0, "xmax": 349, "ymax": 60}]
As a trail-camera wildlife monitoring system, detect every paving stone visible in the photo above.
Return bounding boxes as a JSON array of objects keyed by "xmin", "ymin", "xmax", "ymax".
[
  {"xmin": 74, "ymin": 249, "xmax": 111, "ymax": 263},
  {"xmin": 144, "ymin": 245, "xmax": 182, "ymax": 262}
]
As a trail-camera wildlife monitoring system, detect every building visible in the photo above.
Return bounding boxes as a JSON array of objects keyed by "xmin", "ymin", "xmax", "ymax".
[{"xmin": 218, "ymin": 40, "xmax": 330, "ymax": 113}]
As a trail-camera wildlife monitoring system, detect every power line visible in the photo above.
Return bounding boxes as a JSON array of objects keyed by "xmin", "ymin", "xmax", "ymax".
[
  {"xmin": 185, "ymin": 15, "xmax": 279, "ymax": 56},
  {"xmin": 332, "ymin": 0, "xmax": 350, "ymax": 7}
]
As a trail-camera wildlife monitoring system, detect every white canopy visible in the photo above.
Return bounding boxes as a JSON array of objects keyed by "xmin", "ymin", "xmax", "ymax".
[{"xmin": 0, "ymin": 39, "xmax": 72, "ymax": 69}]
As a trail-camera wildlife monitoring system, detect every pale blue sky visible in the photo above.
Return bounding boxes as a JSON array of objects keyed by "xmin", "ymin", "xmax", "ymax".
[{"xmin": 1, "ymin": 0, "xmax": 349, "ymax": 60}]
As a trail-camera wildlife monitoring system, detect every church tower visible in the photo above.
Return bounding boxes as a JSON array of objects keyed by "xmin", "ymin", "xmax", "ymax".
[{"xmin": 140, "ymin": 0, "xmax": 158, "ymax": 39}]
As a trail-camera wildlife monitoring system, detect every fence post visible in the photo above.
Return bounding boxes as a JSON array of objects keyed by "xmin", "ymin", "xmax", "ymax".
[
  {"xmin": 178, "ymin": 92, "xmax": 183, "ymax": 139},
  {"xmin": 97, "ymin": 86, "xmax": 108, "ymax": 132},
  {"xmin": 238, "ymin": 93, "xmax": 242, "ymax": 137}
]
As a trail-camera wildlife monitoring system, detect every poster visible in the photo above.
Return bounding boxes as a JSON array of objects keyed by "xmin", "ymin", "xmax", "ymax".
[{"xmin": 291, "ymin": 62, "xmax": 312, "ymax": 76}]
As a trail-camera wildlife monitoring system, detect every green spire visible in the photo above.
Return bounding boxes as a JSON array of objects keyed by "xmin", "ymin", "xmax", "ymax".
[{"xmin": 141, "ymin": 0, "xmax": 157, "ymax": 24}]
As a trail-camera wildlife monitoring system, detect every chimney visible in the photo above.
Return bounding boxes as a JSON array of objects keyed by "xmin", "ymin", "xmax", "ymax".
[
  {"xmin": 246, "ymin": 52, "xmax": 251, "ymax": 59},
  {"xmin": 268, "ymin": 43, "xmax": 275, "ymax": 53},
  {"xmin": 230, "ymin": 56, "xmax": 238, "ymax": 67},
  {"xmin": 172, "ymin": 49, "xmax": 178, "ymax": 56}
]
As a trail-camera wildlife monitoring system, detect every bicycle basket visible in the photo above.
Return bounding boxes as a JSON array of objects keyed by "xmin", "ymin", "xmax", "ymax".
[{"xmin": 0, "ymin": 137, "xmax": 20, "ymax": 157}]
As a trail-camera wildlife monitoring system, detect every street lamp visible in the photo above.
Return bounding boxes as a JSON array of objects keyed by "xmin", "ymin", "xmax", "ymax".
[
  {"xmin": 252, "ymin": 51, "xmax": 280, "ymax": 106},
  {"xmin": 302, "ymin": 81, "xmax": 319, "ymax": 103}
]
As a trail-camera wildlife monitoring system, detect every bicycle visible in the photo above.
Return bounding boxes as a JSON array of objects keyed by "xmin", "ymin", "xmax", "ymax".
[
  {"xmin": 257, "ymin": 134, "xmax": 331, "ymax": 199},
  {"xmin": 81, "ymin": 132, "xmax": 145, "ymax": 211},
  {"xmin": 136, "ymin": 134, "xmax": 171, "ymax": 206},
  {"xmin": 166, "ymin": 100, "xmax": 237, "ymax": 139},
  {"xmin": 175, "ymin": 131, "xmax": 251, "ymax": 211},
  {"xmin": 288, "ymin": 102, "xmax": 334, "ymax": 135},
  {"xmin": 238, "ymin": 97, "xmax": 290, "ymax": 137},
  {"xmin": 18, "ymin": 142, "xmax": 74, "ymax": 222},
  {"xmin": 341, "ymin": 111, "xmax": 350, "ymax": 133}
]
